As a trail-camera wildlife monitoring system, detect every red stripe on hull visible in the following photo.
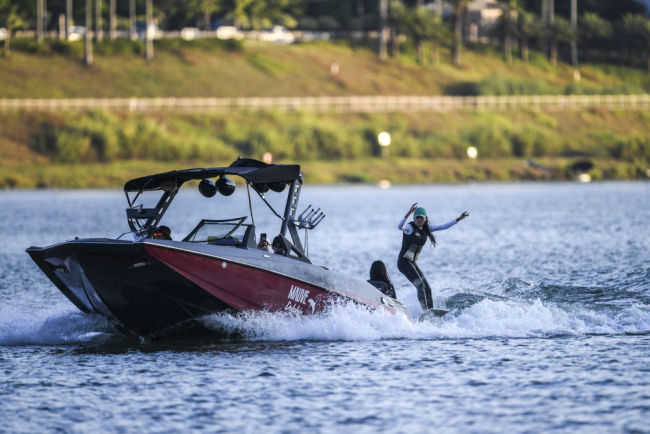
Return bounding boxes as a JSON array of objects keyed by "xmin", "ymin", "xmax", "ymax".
[{"xmin": 144, "ymin": 245, "xmax": 333, "ymax": 314}]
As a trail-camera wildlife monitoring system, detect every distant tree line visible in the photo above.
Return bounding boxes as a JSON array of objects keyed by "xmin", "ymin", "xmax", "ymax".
[{"xmin": 1, "ymin": 0, "xmax": 650, "ymax": 71}]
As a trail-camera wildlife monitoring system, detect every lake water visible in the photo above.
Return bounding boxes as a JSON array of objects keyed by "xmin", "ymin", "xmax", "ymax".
[{"xmin": 1, "ymin": 182, "xmax": 649, "ymax": 432}]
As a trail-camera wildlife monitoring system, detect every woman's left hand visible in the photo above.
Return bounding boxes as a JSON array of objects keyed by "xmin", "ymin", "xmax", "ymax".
[{"xmin": 457, "ymin": 211, "xmax": 469, "ymax": 221}]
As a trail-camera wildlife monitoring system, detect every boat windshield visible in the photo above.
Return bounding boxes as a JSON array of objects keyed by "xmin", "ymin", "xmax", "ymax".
[{"xmin": 183, "ymin": 218, "xmax": 250, "ymax": 245}]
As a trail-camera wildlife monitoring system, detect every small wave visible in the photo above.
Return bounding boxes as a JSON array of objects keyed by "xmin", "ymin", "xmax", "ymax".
[
  {"xmin": 0, "ymin": 304, "xmax": 113, "ymax": 346},
  {"xmin": 199, "ymin": 296, "xmax": 650, "ymax": 342}
]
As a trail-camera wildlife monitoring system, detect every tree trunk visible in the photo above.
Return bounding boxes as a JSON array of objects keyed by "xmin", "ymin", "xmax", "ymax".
[
  {"xmin": 203, "ymin": 5, "xmax": 210, "ymax": 30},
  {"xmin": 570, "ymin": 0, "xmax": 577, "ymax": 66},
  {"xmin": 357, "ymin": 0, "xmax": 366, "ymax": 34},
  {"xmin": 65, "ymin": 0, "xmax": 72, "ymax": 40},
  {"xmin": 84, "ymin": 0, "xmax": 94, "ymax": 65},
  {"xmin": 58, "ymin": 13, "xmax": 65, "ymax": 39},
  {"xmin": 550, "ymin": 39, "xmax": 558, "ymax": 66},
  {"xmin": 452, "ymin": 2, "xmax": 465, "ymax": 66},
  {"xmin": 37, "ymin": 0, "xmax": 44, "ymax": 42},
  {"xmin": 378, "ymin": 0, "xmax": 388, "ymax": 60},
  {"xmin": 390, "ymin": 25, "xmax": 399, "ymax": 58},
  {"xmin": 432, "ymin": 42, "xmax": 439, "ymax": 65},
  {"xmin": 539, "ymin": 0, "xmax": 547, "ymax": 54},
  {"xmin": 145, "ymin": 0, "xmax": 153, "ymax": 61},
  {"xmin": 129, "ymin": 0, "xmax": 136, "ymax": 40},
  {"xmin": 95, "ymin": 0, "xmax": 103, "ymax": 42},
  {"xmin": 3, "ymin": 28, "xmax": 11, "ymax": 59},
  {"xmin": 417, "ymin": 39, "xmax": 425, "ymax": 64},
  {"xmin": 504, "ymin": 7, "xmax": 512, "ymax": 64},
  {"xmin": 547, "ymin": 0, "xmax": 555, "ymax": 62},
  {"xmin": 520, "ymin": 38, "xmax": 529, "ymax": 62},
  {"xmin": 109, "ymin": 0, "xmax": 116, "ymax": 40}
]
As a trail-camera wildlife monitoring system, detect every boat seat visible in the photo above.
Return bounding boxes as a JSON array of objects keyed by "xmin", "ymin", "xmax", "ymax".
[
  {"xmin": 207, "ymin": 225, "xmax": 256, "ymax": 248},
  {"xmin": 208, "ymin": 236, "xmax": 242, "ymax": 247}
]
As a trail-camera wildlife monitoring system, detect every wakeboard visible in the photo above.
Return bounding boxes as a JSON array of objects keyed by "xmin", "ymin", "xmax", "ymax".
[{"xmin": 418, "ymin": 308, "xmax": 449, "ymax": 322}]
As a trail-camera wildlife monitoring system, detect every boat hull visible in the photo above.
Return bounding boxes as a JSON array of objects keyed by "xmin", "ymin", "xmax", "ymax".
[{"xmin": 27, "ymin": 239, "xmax": 408, "ymax": 336}]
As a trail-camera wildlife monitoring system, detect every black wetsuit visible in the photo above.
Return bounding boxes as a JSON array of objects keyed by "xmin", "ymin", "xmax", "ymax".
[
  {"xmin": 396, "ymin": 218, "xmax": 457, "ymax": 310},
  {"xmin": 397, "ymin": 222, "xmax": 433, "ymax": 310},
  {"xmin": 368, "ymin": 280, "xmax": 397, "ymax": 299}
]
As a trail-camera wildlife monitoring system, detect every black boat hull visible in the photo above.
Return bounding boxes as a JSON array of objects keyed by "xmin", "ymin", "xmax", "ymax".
[
  {"xmin": 27, "ymin": 239, "xmax": 409, "ymax": 336},
  {"xmin": 27, "ymin": 240, "xmax": 232, "ymax": 335}
]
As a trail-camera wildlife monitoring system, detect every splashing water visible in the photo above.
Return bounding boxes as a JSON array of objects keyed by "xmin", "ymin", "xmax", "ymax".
[{"xmin": 0, "ymin": 303, "xmax": 114, "ymax": 346}]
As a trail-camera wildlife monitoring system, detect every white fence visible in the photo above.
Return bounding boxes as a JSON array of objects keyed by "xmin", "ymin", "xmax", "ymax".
[{"xmin": 1, "ymin": 94, "xmax": 649, "ymax": 113}]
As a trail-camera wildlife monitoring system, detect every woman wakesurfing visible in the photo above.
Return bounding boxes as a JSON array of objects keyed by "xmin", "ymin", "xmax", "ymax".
[{"xmin": 397, "ymin": 203, "xmax": 469, "ymax": 311}]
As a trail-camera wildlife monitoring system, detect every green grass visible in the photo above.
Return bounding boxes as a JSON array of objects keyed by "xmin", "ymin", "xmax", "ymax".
[
  {"xmin": 1, "ymin": 109, "xmax": 648, "ymax": 188},
  {"xmin": 2, "ymin": 38, "xmax": 650, "ymax": 98},
  {"xmin": 1, "ymin": 39, "xmax": 649, "ymax": 187}
]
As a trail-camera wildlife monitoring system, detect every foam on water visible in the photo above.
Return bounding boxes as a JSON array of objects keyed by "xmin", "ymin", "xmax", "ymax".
[
  {"xmin": 2, "ymin": 289, "xmax": 647, "ymax": 347},
  {"xmin": 198, "ymin": 294, "xmax": 650, "ymax": 342},
  {"xmin": 0, "ymin": 302, "xmax": 112, "ymax": 346}
]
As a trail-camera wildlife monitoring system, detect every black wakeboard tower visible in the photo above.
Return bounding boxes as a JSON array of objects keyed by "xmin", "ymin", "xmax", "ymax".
[{"xmin": 123, "ymin": 157, "xmax": 324, "ymax": 262}]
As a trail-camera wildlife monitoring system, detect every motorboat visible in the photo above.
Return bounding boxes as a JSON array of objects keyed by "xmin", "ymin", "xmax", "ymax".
[{"xmin": 27, "ymin": 158, "xmax": 410, "ymax": 336}]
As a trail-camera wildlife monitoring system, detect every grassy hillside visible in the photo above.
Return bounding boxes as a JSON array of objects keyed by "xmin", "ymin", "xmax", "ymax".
[
  {"xmin": 2, "ymin": 109, "xmax": 648, "ymax": 188},
  {"xmin": 2, "ymin": 39, "xmax": 650, "ymax": 98},
  {"xmin": 1, "ymin": 39, "xmax": 649, "ymax": 187}
]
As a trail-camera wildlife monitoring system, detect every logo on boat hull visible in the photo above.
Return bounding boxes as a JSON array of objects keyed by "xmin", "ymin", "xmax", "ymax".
[{"xmin": 285, "ymin": 284, "xmax": 316, "ymax": 314}]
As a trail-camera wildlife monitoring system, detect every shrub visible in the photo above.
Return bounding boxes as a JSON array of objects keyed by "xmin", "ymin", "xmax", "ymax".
[
  {"xmin": 312, "ymin": 126, "xmax": 343, "ymax": 159},
  {"xmin": 53, "ymin": 130, "xmax": 92, "ymax": 163},
  {"xmin": 391, "ymin": 134, "xmax": 421, "ymax": 158},
  {"xmin": 601, "ymin": 83, "xmax": 646, "ymax": 94},
  {"xmin": 219, "ymin": 38, "xmax": 244, "ymax": 52},
  {"xmin": 48, "ymin": 40, "xmax": 84, "ymax": 57},
  {"xmin": 474, "ymin": 76, "xmax": 560, "ymax": 96},
  {"xmin": 461, "ymin": 122, "xmax": 513, "ymax": 157},
  {"xmin": 96, "ymin": 39, "xmax": 142, "ymax": 56},
  {"xmin": 611, "ymin": 135, "xmax": 650, "ymax": 161},
  {"xmin": 12, "ymin": 38, "xmax": 49, "ymax": 54},
  {"xmin": 511, "ymin": 125, "xmax": 559, "ymax": 157}
]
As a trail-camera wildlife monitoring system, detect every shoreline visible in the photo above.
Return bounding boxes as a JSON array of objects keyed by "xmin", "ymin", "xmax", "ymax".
[{"xmin": 2, "ymin": 158, "xmax": 648, "ymax": 189}]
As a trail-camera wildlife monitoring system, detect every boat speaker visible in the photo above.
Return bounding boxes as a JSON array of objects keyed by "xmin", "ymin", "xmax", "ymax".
[
  {"xmin": 216, "ymin": 176, "xmax": 236, "ymax": 196},
  {"xmin": 252, "ymin": 183, "xmax": 269, "ymax": 194},
  {"xmin": 198, "ymin": 179, "xmax": 217, "ymax": 198},
  {"xmin": 268, "ymin": 182, "xmax": 286, "ymax": 193}
]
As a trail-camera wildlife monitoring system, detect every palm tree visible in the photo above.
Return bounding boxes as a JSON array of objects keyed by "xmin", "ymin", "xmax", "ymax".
[
  {"xmin": 497, "ymin": 0, "xmax": 519, "ymax": 64},
  {"xmin": 540, "ymin": 0, "xmax": 554, "ymax": 59},
  {"xmin": 515, "ymin": 10, "xmax": 540, "ymax": 62},
  {"xmin": 199, "ymin": 0, "xmax": 219, "ymax": 30},
  {"xmin": 145, "ymin": 0, "xmax": 153, "ymax": 61},
  {"xmin": 379, "ymin": 0, "xmax": 389, "ymax": 60},
  {"xmin": 579, "ymin": 12, "xmax": 612, "ymax": 62},
  {"xmin": 450, "ymin": 0, "xmax": 469, "ymax": 66},
  {"xmin": 129, "ymin": 0, "xmax": 136, "ymax": 40},
  {"xmin": 388, "ymin": 0, "xmax": 404, "ymax": 58},
  {"xmin": 548, "ymin": 16, "xmax": 572, "ymax": 65},
  {"xmin": 0, "ymin": 0, "xmax": 26, "ymax": 59},
  {"xmin": 109, "ymin": 0, "xmax": 116, "ymax": 39},
  {"xmin": 400, "ymin": 5, "xmax": 447, "ymax": 65},
  {"xmin": 84, "ymin": 0, "xmax": 93, "ymax": 65},
  {"xmin": 622, "ymin": 14, "xmax": 650, "ymax": 73},
  {"xmin": 570, "ymin": 0, "xmax": 577, "ymax": 66},
  {"xmin": 95, "ymin": 0, "xmax": 103, "ymax": 42},
  {"xmin": 224, "ymin": 0, "xmax": 299, "ymax": 29}
]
